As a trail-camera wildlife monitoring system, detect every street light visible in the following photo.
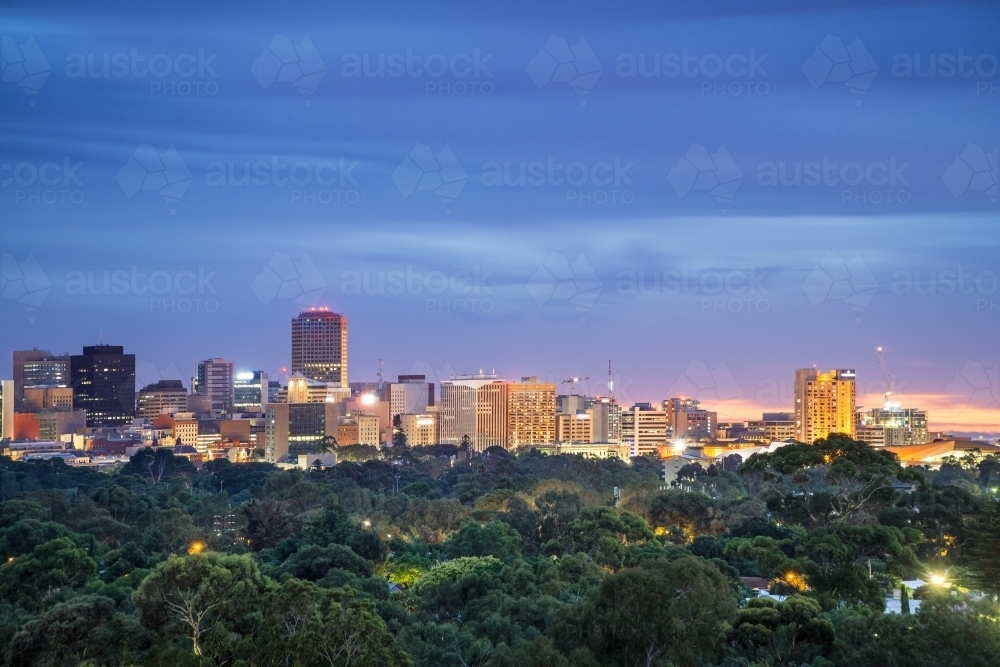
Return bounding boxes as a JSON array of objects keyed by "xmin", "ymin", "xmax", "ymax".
[{"xmin": 929, "ymin": 573, "xmax": 947, "ymax": 586}]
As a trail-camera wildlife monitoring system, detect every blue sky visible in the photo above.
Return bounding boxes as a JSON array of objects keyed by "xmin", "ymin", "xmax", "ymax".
[{"xmin": 1, "ymin": 0, "xmax": 998, "ymax": 432}]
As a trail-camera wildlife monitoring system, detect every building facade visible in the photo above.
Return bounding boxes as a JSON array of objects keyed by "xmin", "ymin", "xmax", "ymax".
[
  {"xmin": 70, "ymin": 345, "xmax": 136, "ymax": 427},
  {"xmin": 794, "ymin": 369, "xmax": 856, "ymax": 443},
  {"xmin": 855, "ymin": 406, "xmax": 929, "ymax": 446},
  {"xmin": 506, "ymin": 377, "xmax": 556, "ymax": 448},
  {"xmin": 0, "ymin": 380, "xmax": 13, "ymax": 440},
  {"xmin": 291, "ymin": 309, "xmax": 348, "ymax": 385},
  {"xmin": 556, "ymin": 411, "xmax": 593, "ymax": 443},
  {"xmin": 622, "ymin": 403, "xmax": 668, "ymax": 457},
  {"xmin": 389, "ymin": 375, "xmax": 434, "ymax": 419},
  {"xmin": 439, "ymin": 373, "xmax": 508, "ymax": 452},
  {"xmin": 194, "ymin": 359, "xmax": 235, "ymax": 413},
  {"xmin": 137, "ymin": 379, "xmax": 188, "ymax": 419},
  {"xmin": 399, "ymin": 411, "xmax": 439, "ymax": 446},
  {"xmin": 748, "ymin": 412, "xmax": 796, "ymax": 441},
  {"xmin": 22, "ymin": 386, "xmax": 74, "ymax": 412},
  {"xmin": 234, "ymin": 371, "xmax": 269, "ymax": 412},
  {"xmin": 13, "ymin": 349, "xmax": 70, "ymax": 412},
  {"xmin": 265, "ymin": 401, "xmax": 341, "ymax": 463}
]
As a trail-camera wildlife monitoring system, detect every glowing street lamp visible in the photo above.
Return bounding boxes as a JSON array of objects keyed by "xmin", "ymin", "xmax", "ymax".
[
  {"xmin": 929, "ymin": 573, "xmax": 947, "ymax": 586},
  {"xmin": 187, "ymin": 541, "xmax": 206, "ymax": 555}
]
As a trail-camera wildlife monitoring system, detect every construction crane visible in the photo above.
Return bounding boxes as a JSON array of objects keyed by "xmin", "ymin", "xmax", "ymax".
[
  {"xmin": 561, "ymin": 375, "xmax": 590, "ymax": 394},
  {"xmin": 876, "ymin": 346, "xmax": 893, "ymax": 406}
]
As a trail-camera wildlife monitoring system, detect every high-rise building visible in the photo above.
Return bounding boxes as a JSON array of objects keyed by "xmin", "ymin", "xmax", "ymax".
[
  {"xmin": 234, "ymin": 371, "xmax": 269, "ymax": 412},
  {"xmin": 22, "ymin": 386, "xmax": 74, "ymax": 412},
  {"xmin": 291, "ymin": 309, "xmax": 348, "ymax": 385},
  {"xmin": 399, "ymin": 411, "xmax": 439, "ymax": 446},
  {"xmin": 507, "ymin": 377, "xmax": 556, "ymax": 448},
  {"xmin": 137, "ymin": 380, "xmax": 189, "ymax": 419},
  {"xmin": 855, "ymin": 406, "xmax": 929, "ymax": 446},
  {"xmin": 13, "ymin": 349, "xmax": 70, "ymax": 412},
  {"xmin": 194, "ymin": 359, "xmax": 235, "ymax": 413},
  {"xmin": 390, "ymin": 375, "xmax": 434, "ymax": 419},
  {"xmin": 71, "ymin": 345, "xmax": 136, "ymax": 427},
  {"xmin": 794, "ymin": 368, "xmax": 856, "ymax": 443},
  {"xmin": 621, "ymin": 403, "xmax": 668, "ymax": 457},
  {"xmin": 439, "ymin": 373, "xmax": 508, "ymax": 452},
  {"xmin": 265, "ymin": 401, "xmax": 342, "ymax": 463},
  {"xmin": 662, "ymin": 397, "xmax": 717, "ymax": 441},
  {"xmin": 0, "ymin": 380, "xmax": 13, "ymax": 439},
  {"xmin": 589, "ymin": 397, "xmax": 622, "ymax": 443},
  {"xmin": 556, "ymin": 410, "xmax": 593, "ymax": 442}
]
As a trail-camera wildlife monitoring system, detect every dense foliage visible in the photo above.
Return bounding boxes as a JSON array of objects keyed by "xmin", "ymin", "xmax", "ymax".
[{"xmin": 1, "ymin": 434, "xmax": 998, "ymax": 666}]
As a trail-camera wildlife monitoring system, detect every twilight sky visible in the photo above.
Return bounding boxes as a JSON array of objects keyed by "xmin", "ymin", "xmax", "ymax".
[{"xmin": 1, "ymin": 0, "xmax": 998, "ymax": 435}]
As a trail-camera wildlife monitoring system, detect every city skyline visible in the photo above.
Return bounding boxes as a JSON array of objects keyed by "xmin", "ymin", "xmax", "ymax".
[
  {"xmin": 2, "ymin": 1, "xmax": 997, "ymax": 438},
  {"xmin": 5, "ymin": 317, "xmax": 994, "ymax": 439}
]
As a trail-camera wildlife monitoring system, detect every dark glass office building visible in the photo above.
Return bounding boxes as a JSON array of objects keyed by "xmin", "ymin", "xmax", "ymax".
[{"xmin": 71, "ymin": 344, "xmax": 136, "ymax": 427}]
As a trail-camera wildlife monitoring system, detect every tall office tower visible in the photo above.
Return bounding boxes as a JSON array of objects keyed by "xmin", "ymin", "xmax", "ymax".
[
  {"xmin": 855, "ymin": 406, "xmax": 929, "ymax": 446},
  {"xmin": 137, "ymin": 379, "xmax": 189, "ymax": 419},
  {"xmin": 291, "ymin": 309, "xmax": 348, "ymax": 385},
  {"xmin": 506, "ymin": 377, "xmax": 556, "ymax": 448},
  {"xmin": 71, "ymin": 344, "xmax": 136, "ymax": 427},
  {"xmin": 439, "ymin": 373, "xmax": 508, "ymax": 452},
  {"xmin": 13, "ymin": 349, "xmax": 70, "ymax": 411},
  {"xmin": 794, "ymin": 368, "xmax": 856, "ymax": 443},
  {"xmin": 194, "ymin": 359, "xmax": 235, "ymax": 412},
  {"xmin": 0, "ymin": 380, "xmax": 13, "ymax": 439},
  {"xmin": 390, "ymin": 374, "xmax": 435, "ymax": 419},
  {"xmin": 589, "ymin": 397, "xmax": 622, "ymax": 443},
  {"xmin": 621, "ymin": 403, "xmax": 668, "ymax": 457},
  {"xmin": 234, "ymin": 371, "xmax": 269, "ymax": 412}
]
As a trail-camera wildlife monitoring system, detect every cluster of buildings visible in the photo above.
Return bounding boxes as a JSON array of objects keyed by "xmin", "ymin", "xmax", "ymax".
[{"xmin": 2, "ymin": 308, "xmax": 993, "ymax": 470}]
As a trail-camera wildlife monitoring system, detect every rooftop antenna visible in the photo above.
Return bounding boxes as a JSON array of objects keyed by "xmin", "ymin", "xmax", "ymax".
[
  {"xmin": 608, "ymin": 360, "xmax": 614, "ymax": 398},
  {"xmin": 877, "ymin": 346, "xmax": 894, "ymax": 406},
  {"xmin": 377, "ymin": 358, "xmax": 385, "ymax": 387}
]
